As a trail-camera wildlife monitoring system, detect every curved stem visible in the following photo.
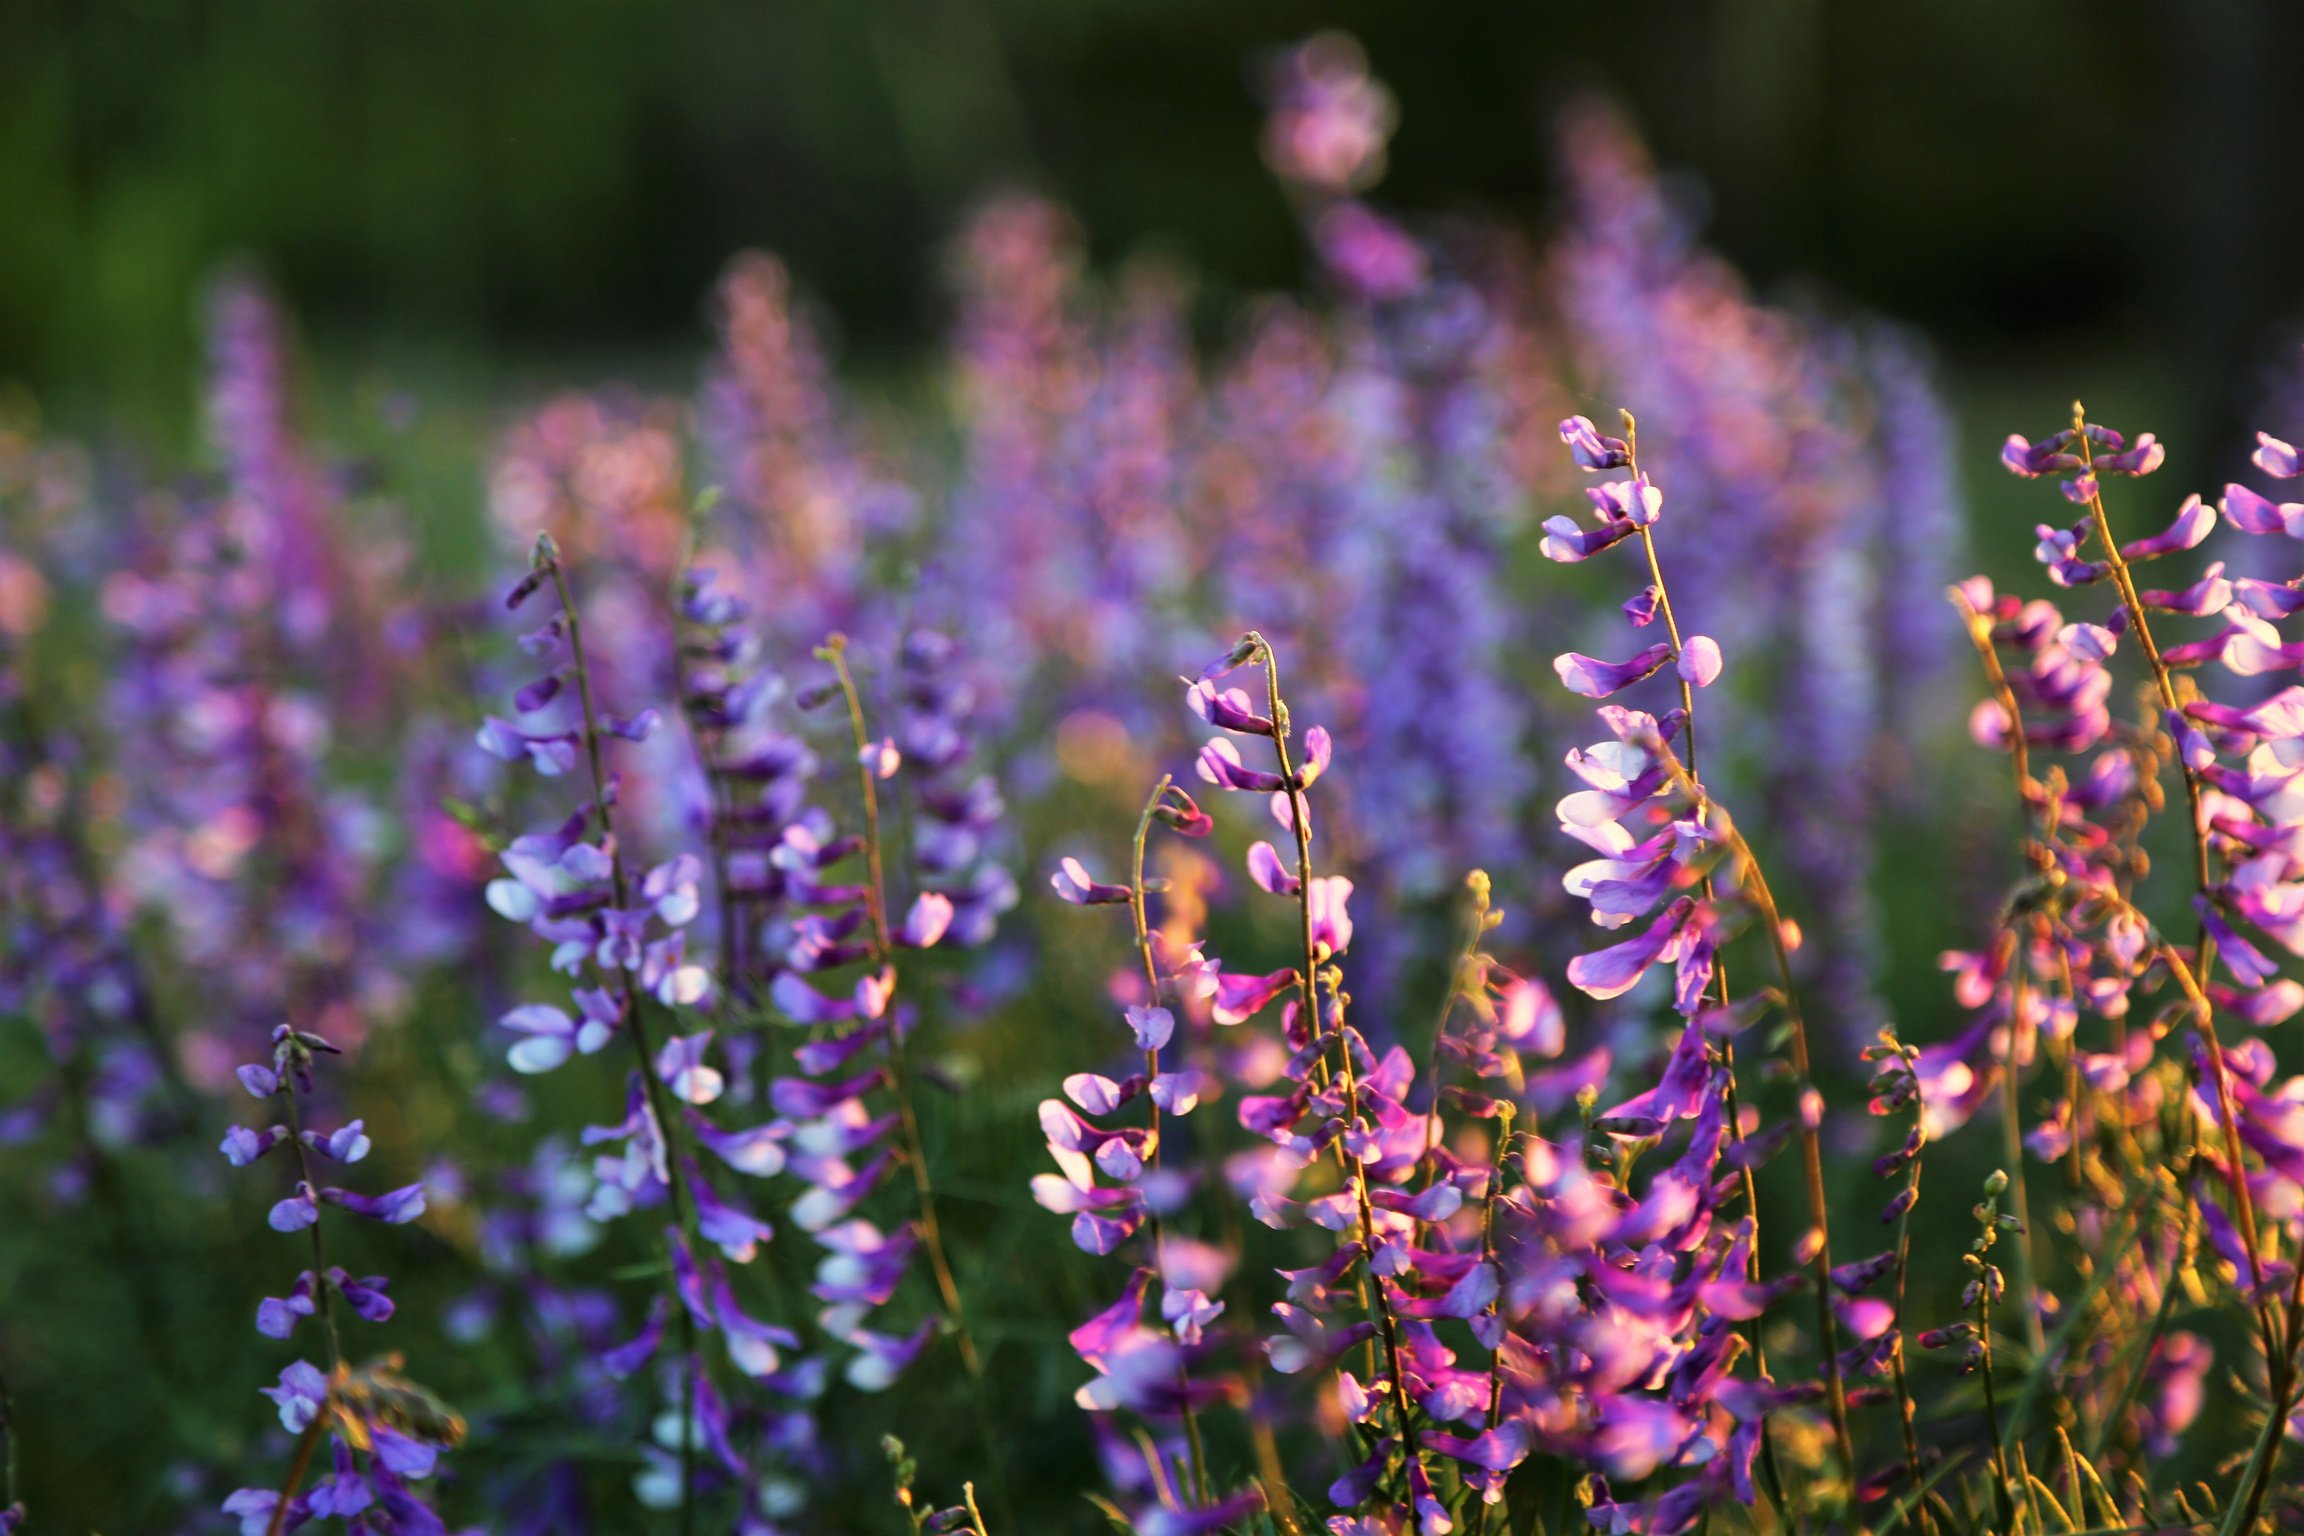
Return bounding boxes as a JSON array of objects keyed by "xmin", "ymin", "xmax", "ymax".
[
  {"xmin": 2072, "ymin": 413, "xmax": 2214, "ymax": 943},
  {"xmin": 1417, "ymin": 880, "xmax": 1488, "ymax": 1175},
  {"xmin": 1648, "ymin": 738, "xmax": 1856, "ymax": 1484},
  {"xmin": 1125, "ymin": 775, "xmax": 1212, "ymax": 1504},
  {"xmin": 1625, "ymin": 429, "xmax": 1793, "ymax": 1518},
  {"xmin": 1254, "ymin": 633, "xmax": 1425, "ymax": 1533}
]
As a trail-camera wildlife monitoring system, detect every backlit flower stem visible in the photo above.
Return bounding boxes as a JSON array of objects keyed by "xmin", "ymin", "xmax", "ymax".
[
  {"xmin": 1253, "ymin": 631, "xmax": 1427, "ymax": 1533},
  {"xmin": 2133, "ymin": 910, "xmax": 2297, "ymax": 1536},
  {"xmin": 1616, "ymin": 429, "xmax": 1794, "ymax": 1517},
  {"xmin": 1648, "ymin": 738, "xmax": 1856, "ymax": 1485},
  {"xmin": 2071, "ymin": 406, "xmax": 2214, "ymax": 943},
  {"xmin": 2118, "ymin": 908, "xmax": 2277, "ymax": 1320},
  {"xmin": 2074, "ymin": 409, "xmax": 2304, "ymax": 1528},
  {"xmin": 1125, "ymin": 772, "xmax": 1212, "ymax": 1504},
  {"xmin": 547, "ymin": 556, "xmax": 701, "ymax": 1534},
  {"xmin": 822, "ymin": 635, "xmax": 1007, "ymax": 1519}
]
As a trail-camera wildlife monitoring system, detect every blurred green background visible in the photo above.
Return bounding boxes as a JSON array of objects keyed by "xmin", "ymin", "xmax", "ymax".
[{"xmin": 6, "ymin": 0, "xmax": 2304, "ymax": 458}]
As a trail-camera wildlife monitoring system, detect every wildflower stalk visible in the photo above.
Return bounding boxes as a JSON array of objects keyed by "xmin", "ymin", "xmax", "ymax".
[
  {"xmin": 1647, "ymin": 738, "xmax": 1856, "ymax": 1486},
  {"xmin": 2063, "ymin": 414, "xmax": 2286, "ymax": 1381},
  {"xmin": 819, "ymin": 633, "xmax": 1007, "ymax": 1516},
  {"xmin": 1252, "ymin": 631, "xmax": 1427, "ymax": 1532},
  {"xmin": 545, "ymin": 553, "xmax": 702, "ymax": 1534},
  {"xmin": 1622, "ymin": 414, "xmax": 1795, "ymax": 1521},
  {"xmin": 1125, "ymin": 772, "xmax": 1212, "ymax": 1504},
  {"xmin": 2069, "ymin": 407, "xmax": 2215, "ymax": 951},
  {"xmin": 279, "ymin": 1084, "xmax": 345, "ymax": 1376}
]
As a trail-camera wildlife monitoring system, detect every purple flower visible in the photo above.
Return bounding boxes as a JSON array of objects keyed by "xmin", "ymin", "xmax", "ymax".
[
  {"xmin": 1052, "ymin": 856, "xmax": 1133, "ymax": 906},
  {"xmin": 1566, "ymin": 897, "xmax": 1696, "ymax": 1001},
  {"xmin": 2122, "ymin": 493, "xmax": 2214, "ymax": 561},
  {"xmin": 322, "ymin": 1182, "xmax": 428, "ymax": 1225},
  {"xmin": 261, "ymin": 1359, "xmax": 330, "ymax": 1432},
  {"xmin": 1562, "ymin": 414, "xmax": 1634, "ymax": 470},
  {"xmin": 2257, "ymin": 432, "xmax": 2300, "ymax": 479},
  {"xmin": 1556, "ymin": 644, "xmax": 1674, "ymax": 699}
]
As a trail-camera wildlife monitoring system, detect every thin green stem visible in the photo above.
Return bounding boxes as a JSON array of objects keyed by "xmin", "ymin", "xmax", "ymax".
[{"xmin": 1979, "ymin": 1276, "xmax": 2018, "ymax": 1530}]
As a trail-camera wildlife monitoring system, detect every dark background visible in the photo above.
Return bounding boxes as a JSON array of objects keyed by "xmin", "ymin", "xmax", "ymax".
[{"xmin": 5, "ymin": 0, "xmax": 2303, "ymax": 454}]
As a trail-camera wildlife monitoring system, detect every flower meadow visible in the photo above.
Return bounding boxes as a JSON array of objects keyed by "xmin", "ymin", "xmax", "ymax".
[{"xmin": 17, "ymin": 30, "xmax": 2304, "ymax": 1536}]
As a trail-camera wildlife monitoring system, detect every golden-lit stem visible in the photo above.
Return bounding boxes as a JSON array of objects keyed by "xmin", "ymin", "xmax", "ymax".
[
  {"xmin": 1622, "ymin": 421, "xmax": 1792, "ymax": 1521},
  {"xmin": 264, "ymin": 1418, "xmax": 327, "ymax": 1536},
  {"xmin": 1124, "ymin": 773, "xmax": 1211, "ymax": 1504},
  {"xmin": 1254, "ymin": 633, "xmax": 1426, "ymax": 1535},
  {"xmin": 1648, "ymin": 738, "xmax": 1856, "ymax": 1484}
]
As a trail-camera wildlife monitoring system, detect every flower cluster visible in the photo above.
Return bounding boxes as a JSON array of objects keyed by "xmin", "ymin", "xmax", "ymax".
[
  {"xmin": 765, "ymin": 631, "xmax": 996, "ymax": 1399},
  {"xmin": 99, "ymin": 279, "xmax": 397, "ymax": 1076},
  {"xmin": 483, "ymin": 536, "xmax": 810, "ymax": 1525},
  {"xmin": 219, "ymin": 1023, "xmax": 458, "ymax": 1534}
]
